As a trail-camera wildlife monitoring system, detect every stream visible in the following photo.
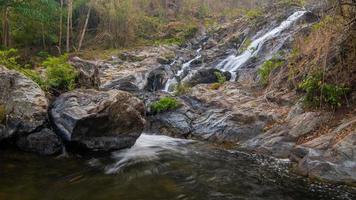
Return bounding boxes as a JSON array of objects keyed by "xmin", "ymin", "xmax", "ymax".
[{"xmin": 0, "ymin": 134, "xmax": 354, "ymax": 200}]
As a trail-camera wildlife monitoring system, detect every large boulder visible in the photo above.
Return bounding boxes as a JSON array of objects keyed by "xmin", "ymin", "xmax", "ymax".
[
  {"xmin": 16, "ymin": 128, "xmax": 63, "ymax": 156},
  {"xmin": 50, "ymin": 89, "xmax": 146, "ymax": 151},
  {"xmin": 0, "ymin": 66, "xmax": 48, "ymax": 140}
]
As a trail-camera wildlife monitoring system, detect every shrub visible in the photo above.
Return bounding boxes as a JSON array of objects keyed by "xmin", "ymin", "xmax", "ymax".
[
  {"xmin": 214, "ymin": 71, "xmax": 227, "ymax": 84},
  {"xmin": 43, "ymin": 54, "xmax": 78, "ymax": 91},
  {"xmin": 174, "ymin": 83, "xmax": 191, "ymax": 96},
  {"xmin": 0, "ymin": 48, "xmax": 20, "ymax": 69},
  {"xmin": 0, "ymin": 104, "xmax": 6, "ymax": 124},
  {"xmin": 299, "ymin": 72, "xmax": 349, "ymax": 108},
  {"xmin": 20, "ymin": 68, "xmax": 47, "ymax": 90},
  {"xmin": 245, "ymin": 9, "xmax": 263, "ymax": 20},
  {"xmin": 150, "ymin": 97, "xmax": 180, "ymax": 113},
  {"xmin": 258, "ymin": 58, "xmax": 285, "ymax": 85}
]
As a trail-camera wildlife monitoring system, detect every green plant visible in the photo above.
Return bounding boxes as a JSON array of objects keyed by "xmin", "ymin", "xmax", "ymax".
[
  {"xmin": 258, "ymin": 58, "xmax": 285, "ymax": 85},
  {"xmin": 150, "ymin": 97, "xmax": 180, "ymax": 113},
  {"xmin": 0, "ymin": 104, "xmax": 6, "ymax": 124},
  {"xmin": 0, "ymin": 48, "xmax": 20, "ymax": 69},
  {"xmin": 245, "ymin": 9, "xmax": 263, "ymax": 20},
  {"xmin": 174, "ymin": 83, "xmax": 191, "ymax": 96},
  {"xmin": 214, "ymin": 71, "xmax": 227, "ymax": 84},
  {"xmin": 299, "ymin": 72, "xmax": 349, "ymax": 108},
  {"xmin": 43, "ymin": 54, "xmax": 78, "ymax": 91}
]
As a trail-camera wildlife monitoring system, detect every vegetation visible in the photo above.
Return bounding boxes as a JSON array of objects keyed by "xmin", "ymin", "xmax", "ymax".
[
  {"xmin": 43, "ymin": 55, "xmax": 77, "ymax": 91},
  {"xmin": 150, "ymin": 97, "xmax": 180, "ymax": 113},
  {"xmin": 258, "ymin": 58, "xmax": 285, "ymax": 85},
  {"xmin": 174, "ymin": 83, "xmax": 191, "ymax": 96},
  {"xmin": 299, "ymin": 72, "xmax": 350, "ymax": 108},
  {"xmin": 215, "ymin": 71, "xmax": 227, "ymax": 84}
]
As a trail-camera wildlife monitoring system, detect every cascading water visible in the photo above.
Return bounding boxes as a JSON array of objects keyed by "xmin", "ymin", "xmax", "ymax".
[
  {"xmin": 163, "ymin": 48, "xmax": 202, "ymax": 92},
  {"xmin": 216, "ymin": 11, "xmax": 307, "ymax": 81}
]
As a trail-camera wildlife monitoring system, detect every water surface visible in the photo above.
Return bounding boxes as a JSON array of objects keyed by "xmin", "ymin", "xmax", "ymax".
[{"xmin": 0, "ymin": 134, "xmax": 354, "ymax": 200}]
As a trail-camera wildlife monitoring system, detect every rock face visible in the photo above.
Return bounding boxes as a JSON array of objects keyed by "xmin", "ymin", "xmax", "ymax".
[
  {"xmin": 291, "ymin": 117, "xmax": 356, "ymax": 184},
  {"xmin": 16, "ymin": 129, "xmax": 63, "ymax": 155},
  {"xmin": 0, "ymin": 66, "xmax": 48, "ymax": 140},
  {"xmin": 50, "ymin": 89, "xmax": 146, "ymax": 151}
]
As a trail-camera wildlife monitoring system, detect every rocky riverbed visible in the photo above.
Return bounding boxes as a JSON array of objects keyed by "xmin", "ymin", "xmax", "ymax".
[{"xmin": 0, "ymin": 5, "xmax": 355, "ymax": 192}]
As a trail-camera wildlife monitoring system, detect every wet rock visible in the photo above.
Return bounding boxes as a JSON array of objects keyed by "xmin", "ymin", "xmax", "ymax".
[
  {"xmin": 50, "ymin": 89, "xmax": 146, "ymax": 151},
  {"xmin": 16, "ymin": 129, "xmax": 62, "ymax": 156},
  {"xmin": 148, "ymin": 111, "xmax": 192, "ymax": 138},
  {"xmin": 70, "ymin": 57, "xmax": 100, "ymax": 88},
  {"xmin": 145, "ymin": 67, "xmax": 168, "ymax": 92},
  {"xmin": 0, "ymin": 66, "xmax": 48, "ymax": 140},
  {"xmin": 101, "ymin": 75, "xmax": 140, "ymax": 92},
  {"xmin": 182, "ymin": 68, "xmax": 231, "ymax": 86},
  {"xmin": 192, "ymin": 109, "xmax": 265, "ymax": 142}
]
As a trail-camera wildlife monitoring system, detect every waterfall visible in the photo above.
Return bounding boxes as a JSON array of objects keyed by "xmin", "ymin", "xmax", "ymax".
[
  {"xmin": 217, "ymin": 11, "xmax": 307, "ymax": 81},
  {"xmin": 163, "ymin": 48, "xmax": 202, "ymax": 92}
]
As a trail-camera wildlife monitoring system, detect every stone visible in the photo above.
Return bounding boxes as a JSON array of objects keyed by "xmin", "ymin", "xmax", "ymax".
[
  {"xmin": 0, "ymin": 66, "xmax": 48, "ymax": 140},
  {"xmin": 182, "ymin": 68, "xmax": 231, "ymax": 86},
  {"xmin": 16, "ymin": 129, "xmax": 63, "ymax": 156},
  {"xmin": 50, "ymin": 89, "xmax": 146, "ymax": 151}
]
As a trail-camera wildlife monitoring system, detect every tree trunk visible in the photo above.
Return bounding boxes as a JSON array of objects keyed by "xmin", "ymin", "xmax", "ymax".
[
  {"xmin": 59, "ymin": 0, "xmax": 63, "ymax": 54},
  {"xmin": 2, "ymin": 7, "xmax": 9, "ymax": 47},
  {"xmin": 78, "ymin": 6, "xmax": 91, "ymax": 51},
  {"xmin": 66, "ymin": 0, "xmax": 73, "ymax": 52}
]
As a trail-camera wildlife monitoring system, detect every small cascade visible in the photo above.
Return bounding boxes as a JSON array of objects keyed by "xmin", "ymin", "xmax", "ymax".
[
  {"xmin": 163, "ymin": 48, "xmax": 202, "ymax": 92},
  {"xmin": 217, "ymin": 11, "xmax": 307, "ymax": 81}
]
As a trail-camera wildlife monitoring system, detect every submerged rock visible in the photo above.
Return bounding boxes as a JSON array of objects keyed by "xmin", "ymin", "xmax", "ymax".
[
  {"xmin": 16, "ymin": 128, "xmax": 62, "ymax": 156},
  {"xmin": 50, "ymin": 89, "xmax": 146, "ymax": 151},
  {"xmin": 0, "ymin": 66, "xmax": 48, "ymax": 140}
]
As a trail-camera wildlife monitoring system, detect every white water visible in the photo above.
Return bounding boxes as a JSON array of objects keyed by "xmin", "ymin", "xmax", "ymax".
[
  {"xmin": 217, "ymin": 11, "xmax": 307, "ymax": 81},
  {"xmin": 163, "ymin": 48, "xmax": 202, "ymax": 92},
  {"xmin": 105, "ymin": 134, "xmax": 193, "ymax": 174}
]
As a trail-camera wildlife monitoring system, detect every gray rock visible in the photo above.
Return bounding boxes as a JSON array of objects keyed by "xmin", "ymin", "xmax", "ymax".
[
  {"xmin": 16, "ymin": 128, "xmax": 62, "ymax": 156},
  {"xmin": 0, "ymin": 66, "xmax": 48, "ymax": 140},
  {"xmin": 288, "ymin": 112, "xmax": 330, "ymax": 138},
  {"xmin": 293, "ymin": 117, "xmax": 356, "ymax": 184},
  {"xmin": 70, "ymin": 57, "xmax": 100, "ymax": 88},
  {"xmin": 182, "ymin": 68, "xmax": 231, "ymax": 86},
  {"xmin": 50, "ymin": 89, "xmax": 146, "ymax": 151},
  {"xmin": 145, "ymin": 67, "xmax": 168, "ymax": 92}
]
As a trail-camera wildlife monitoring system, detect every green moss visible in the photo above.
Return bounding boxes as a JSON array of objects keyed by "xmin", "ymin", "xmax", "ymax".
[
  {"xmin": 210, "ymin": 83, "xmax": 221, "ymax": 90},
  {"xmin": 150, "ymin": 97, "xmax": 180, "ymax": 113},
  {"xmin": 214, "ymin": 71, "xmax": 227, "ymax": 84}
]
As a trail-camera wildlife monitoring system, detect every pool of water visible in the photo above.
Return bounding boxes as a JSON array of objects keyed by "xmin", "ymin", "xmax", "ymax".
[{"xmin": 0, "ymin": 134, "xmax": 354, "ymax": 200}]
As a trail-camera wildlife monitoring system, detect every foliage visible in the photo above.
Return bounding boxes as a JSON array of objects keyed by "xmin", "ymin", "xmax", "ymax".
[
  {"xmin": 245, "ymin": 9, "xmax": 263, "ymax": 20},
  {"xmin": 174, "ymin": 83, "xmax": 191, "ymax": 96},
  {"xmin": 239, "ymin": 38, "xmax": 252, "ymax": 52},
  {"xmin": 299, "ymin": 72, "xmax": 350, "ymax": 108},
  {"xmin": 43, "ymin": 55, "xmax": 77, "ymax": 91},
  {"xmin": 0, "ymin": 104, "xmax": 6, "ymax": 124},
  {"xmin": 258, "ymin": 58, "xmax": 285, "ymax": 85},
  {"xmin": 214, "ymin": 71, "xmax": 227, "ymax": 84},
  {"xmin": 150, "ymin": 97, "xmax": 180, "ymax": 113},
  {"xmin": 0, "ymin": 48, "xmax": 20, "ymax": 69}
]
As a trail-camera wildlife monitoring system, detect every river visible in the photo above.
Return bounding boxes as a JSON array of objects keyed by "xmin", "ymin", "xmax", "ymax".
[{"xmin": 0, "ymin": 134, "xmax": 354, "ymax": 200}]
